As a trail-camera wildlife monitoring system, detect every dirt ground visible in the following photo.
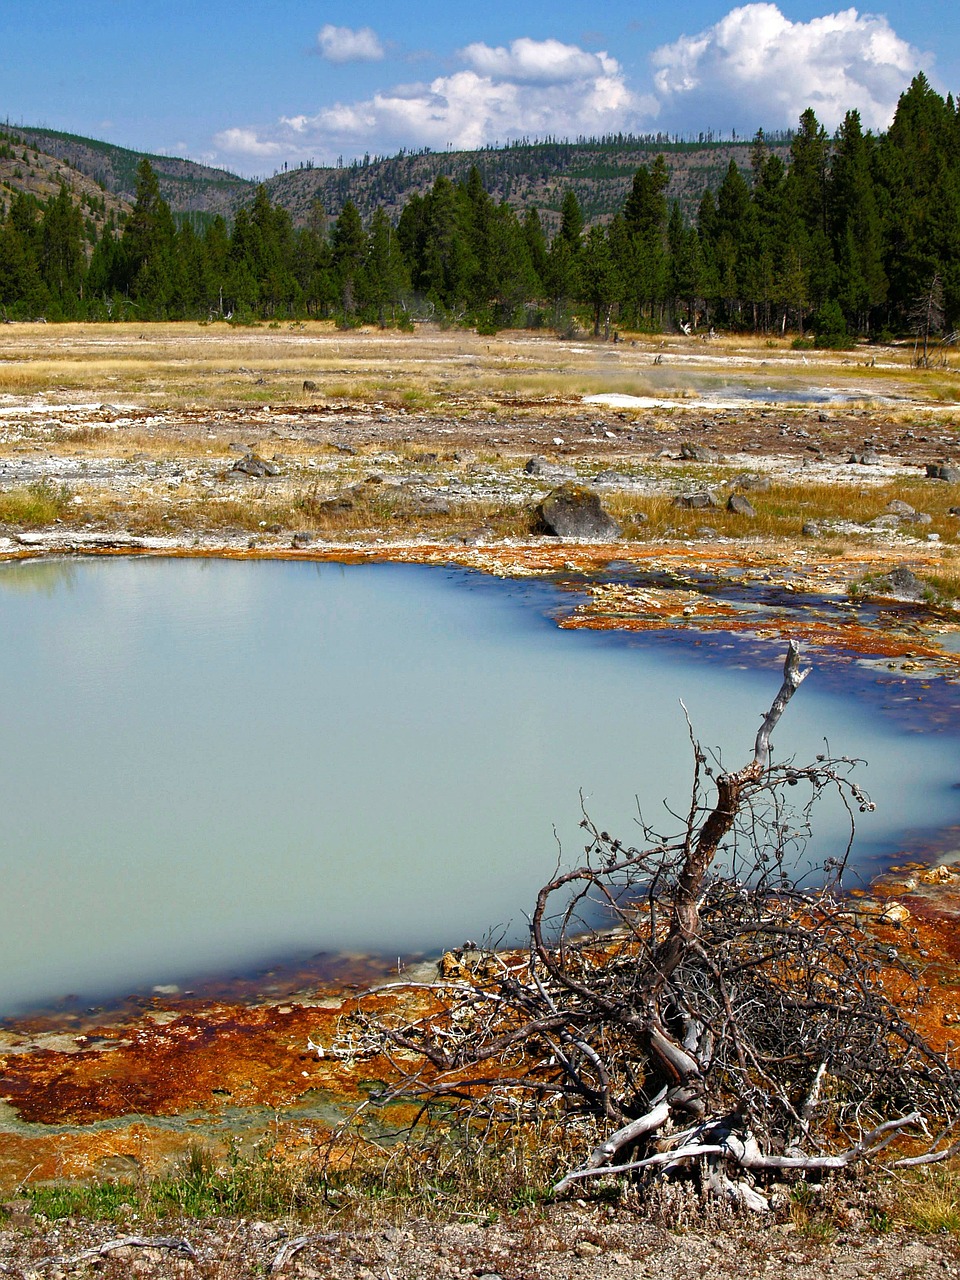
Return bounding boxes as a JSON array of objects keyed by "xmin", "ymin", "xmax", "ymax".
[{"xmin": 2, "ymin": 1202, "xmax": 960, "ymax": 1278}]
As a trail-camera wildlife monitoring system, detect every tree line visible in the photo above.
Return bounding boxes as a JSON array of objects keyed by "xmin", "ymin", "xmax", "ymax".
[{"xmin": 1, "ymin": 75, "xmax": 958, "ymax": 341}]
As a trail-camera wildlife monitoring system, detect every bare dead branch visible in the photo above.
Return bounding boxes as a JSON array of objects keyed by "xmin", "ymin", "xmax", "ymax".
[{"xmin": 330, "ymin": 642, "xmax": 960, "ymax": 1208}]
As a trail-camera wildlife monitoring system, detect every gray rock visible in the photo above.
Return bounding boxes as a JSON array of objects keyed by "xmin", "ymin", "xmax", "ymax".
[
  {"xmin": 673, "ymin": 490, "xmax": 719, "ymax": 509},
  {"xmin": 732, "ymin": 473, "xmax": 772, "ymax": 493},
  {"xmin": 410, "ymin": 494, "xmax": 451, "ymax": 515},
  {"xmin": 926, "ymin": 463, "xmax": 960, "ymax": 482},
  {"xmin": 535, "ymin": 484, "xmax": 620, "ymax": 539},
  {"xmin": 317, "ymin": 495, "xmax": 355, "ymax": 513},
  {"xmin": 868, "ymin": 514, "xmax": 901, "ymax": 529},
  {"xmin": 849, "ymin": 449, "xmax": 881, "ymax": 465},
  {"xmin": 879, "ymin": 566, "xmax": 929, "ymax": 601},
  {"xmin": 904, "ymin": 511, "xmax": 933, "ymax": 525},
  {"xmin": 524, "ymin": 455, "xmax": 575, "ymax": 479},
  {"xmin": 680, "ymin": 442, "xmax": 719, "ymax": 462},
  {"xmin": 802, "ymin": 521, "xmax": 821, "ymax": 537},
  {"xmin": 593, "ymin": 469, "xmax": 632, "ymax": 485},
  {"xmin": 886, "ymin": 499, "xmax": 916, "ymax": 516},
  {"xmin": 231, "ymin": 451, "xmax": 280, "ymax": 478},
  {"xmin": 726, "ymin": 494, "xmax": 756, "ymax": 517}
]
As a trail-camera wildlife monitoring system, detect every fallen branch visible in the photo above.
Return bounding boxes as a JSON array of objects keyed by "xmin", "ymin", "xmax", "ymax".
[{"xmin": 32, "ymin": 1236, "xmax": 196, "ymax": 1269}]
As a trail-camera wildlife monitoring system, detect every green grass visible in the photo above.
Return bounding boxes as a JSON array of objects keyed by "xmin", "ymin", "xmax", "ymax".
[
  {"xmin": 17, "ymin": 1121, "xmax": 561, "ymax": 1228},
  {"xmin": 0, "ymin": 480, "xmax": 74, "ymax": 526}
]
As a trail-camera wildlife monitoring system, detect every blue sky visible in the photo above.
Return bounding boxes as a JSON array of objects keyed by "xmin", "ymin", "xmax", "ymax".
[{"xmin": 1, "ymin": 2, "xmax": 955, "ymax": 177}]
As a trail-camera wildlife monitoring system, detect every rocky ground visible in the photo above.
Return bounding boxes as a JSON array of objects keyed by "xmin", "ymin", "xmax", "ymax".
[{"xmin": 1, "ymin": 1202, "xmax": 960, "ymax": 1278}]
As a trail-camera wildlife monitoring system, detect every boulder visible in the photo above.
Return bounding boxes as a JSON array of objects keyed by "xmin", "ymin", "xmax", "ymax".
[
  {"xmin": 874, "ymin": 565, "xmax": 929, "ymax": 601},
  {"xmin": 732, "ymin": 473, "xmax": 772, "ymax": 493},
  {"xmin": 524, "ymin": 455, "xmax": 575, "ymax": 480},
  {"xmin": 726, "ymin": 494, "xmax": 756, "ymax": 517},
  {"xmin": 679, "ymin": 443, "xmax": 719, "ymax": 462},
  {"xmin": 926, "ymin": 463, "xmax": 960, "ymax": 482},
  {"xmin": 535, "ymin": 484, "xmax": 620, "ymax": 539},
  {"xmin": 673, "ymin": 490, "xmax": 719, "ymax": 510},
  {"xmin": 231, "ymin": 451, "xmax": 280, "ymax": 478}
]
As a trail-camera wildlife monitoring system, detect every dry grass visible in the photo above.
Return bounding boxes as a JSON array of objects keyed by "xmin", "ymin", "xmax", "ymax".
[
  {"xmin": 605, "ymin": 476, "xmax": 960, "ymax": 544},
  {"xmin": 894, "ymin": 1167, "xmax": 960, "ymax": 1234},
  {"xmin": 0, "ymin": 480, "xmax": 74, "ymax": 526},
  {"xmin": 1, "ymin": 321, "xmax": 955, "ymax": 412}
]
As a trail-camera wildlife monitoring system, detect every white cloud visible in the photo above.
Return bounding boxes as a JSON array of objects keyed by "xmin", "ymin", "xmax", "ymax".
[
  {"xmin": 213, "ymin": 127, "xmax": 285, "ymax": 159},
  {"xmin": 652, "ymin": 4, "xmax": 931, "ymax": 132},
  {"xmin": 460, "ymin": 37, "xmax": 615, "ymax": 85},
  {"xmin": 317, "ymin": 24, "xmax": 384, "ymax": 64},
  {"xmin": 210, "ymin": 9, "xmax": 930, "ymax": 173},
  {"xmin": 214, "ymin": 37, "xmax": 649, "ymax": 168}
]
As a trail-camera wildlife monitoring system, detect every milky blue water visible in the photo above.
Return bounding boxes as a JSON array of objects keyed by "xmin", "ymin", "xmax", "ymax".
[{"xmin": 0, "ymin": 557, "xmax": 956, "ymax": 1016}]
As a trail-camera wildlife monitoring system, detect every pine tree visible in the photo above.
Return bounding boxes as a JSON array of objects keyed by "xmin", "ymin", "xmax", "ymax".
[
  {"xmin": 362, "ymin": 206, "xmax": 409, "ymax": 326},
  {"xmin": 39, "ymin": 185, "xmax": 84, "ymax": 314},
  {"xmin": 829, "ymin": 110, "xmax": 886, "ymax": 333},
  {"xmin": 119, "ymin": 159, "xmax": 177, "ymax": 317},
  {"xmin": 331, "ymin": 200, "xmax": 367, "ymax": 319}
]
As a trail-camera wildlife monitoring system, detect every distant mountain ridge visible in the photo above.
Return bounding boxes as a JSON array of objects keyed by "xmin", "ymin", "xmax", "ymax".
[
  {"xmin": 5, "ymin": 126, "xmax": 251, "ymax": 217},
  {"xmin": 3, "ymin": 123, "xmax": 791, "ymax": 230}
]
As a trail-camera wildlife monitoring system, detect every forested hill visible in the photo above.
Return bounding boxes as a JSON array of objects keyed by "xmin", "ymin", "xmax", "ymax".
[
  {"xmin": 3, "ymin": 123, "xmax": 787, "ymax": 229},
  {"xmin": 2, "ymin": 76, "xmax": 957, "ymax": 339},
  {"xmin": 260, "ymin": 138, "xmax": 791, "ymax": 232},
  {"xmin": 5, "ymin": 126, "xmax": 250, "ymax": 217},
  {"xmin": 0, "ymin": 129, "xmax": 130, "ymax": 235}
]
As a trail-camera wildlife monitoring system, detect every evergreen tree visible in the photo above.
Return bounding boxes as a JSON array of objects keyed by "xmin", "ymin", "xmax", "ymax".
[
  {"xmin": 331, "ymin": 199, "xmax": 367, "ymax": 319},
  {"xmin": 39, "ymin": 185, "xmax": 84, "ymax": 314},
  {"xmin": 119, "ymin": 159, "xmax": 177, "ymax": 316},
  {"xmin": 829, "ymin": 110, "xmax": 886, "ymax": 332},
  {"xmin": 361, "ymin": 206, "xmax": 409, "ymax": 326},
  {"xmin": 521, "ymin": 207, "xmax": 548, "ymax": 295},
  {"xmin": 582, "ymin": 224, "xmax": 618, "ymax": 337}
]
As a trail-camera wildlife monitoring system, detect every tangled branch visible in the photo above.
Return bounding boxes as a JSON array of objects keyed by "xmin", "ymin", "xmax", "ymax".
[{"xmin": 328, "ymin": 642, "xmax": 960, "ymax": 1208}]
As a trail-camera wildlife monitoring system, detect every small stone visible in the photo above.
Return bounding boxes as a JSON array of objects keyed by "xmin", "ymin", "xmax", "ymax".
[
  {"xmin": 673, "ymin": 490, "xmax": 719, "ymax": 509},
  {"xmin": 726, "ymin": 493, "xmax": 756, "ymax": 517},
  {"xmin": 679, "ymin": 442, "xmax": 718, "ymax": 462},
  {"xmin": 231, "ymin": 451, "xmax": 280, "ymax": 478}
]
